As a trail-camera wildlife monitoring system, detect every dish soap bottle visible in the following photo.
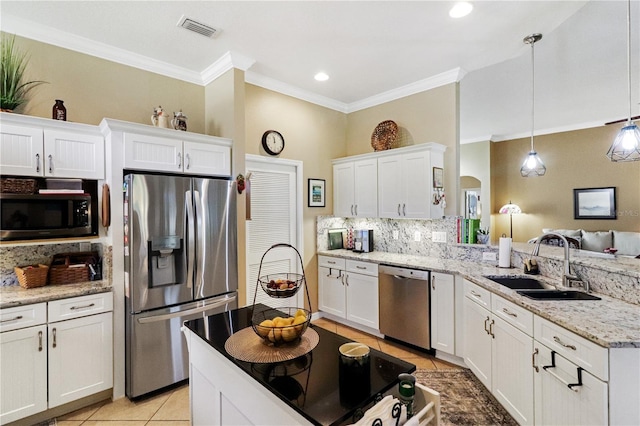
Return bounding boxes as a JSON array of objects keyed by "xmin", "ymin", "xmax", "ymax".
[{"xmin": 398, "ymin": 373, "xmax": 415, "ymax": 419}]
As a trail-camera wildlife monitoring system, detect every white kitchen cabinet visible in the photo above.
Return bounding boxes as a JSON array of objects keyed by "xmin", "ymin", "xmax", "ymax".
[
  {"xmin": 123, "ymin": 131, "xmax": 231, "ymax": 176},
  {"xmin": 430, "ymin": 271, "xmax": 455, "ymax": 355},
  {"xmin": 377, "ymin": 144, "xmax": 445, "ymax": 219},
  {"xmin": 0, "ymin": 113, "xmax": 104, "ymax": 179},
  {"xmin": 332, "ymin": 158, "xmax": 377, "ymax": 217},
  {"xmin": 0, "ymin": 304, "xmax": 47, "ymax": 424},
  {"xmin": 463, "ymin": 293, "xmax": 493, "ymax": 388},
  {"xmin": 317, "ymin": 255, "xmax": 379, "ymax": 331}
]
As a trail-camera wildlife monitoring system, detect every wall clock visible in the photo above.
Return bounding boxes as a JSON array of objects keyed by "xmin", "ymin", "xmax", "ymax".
[{"xmin": 262, "ymin": 130, "xmax": 285, "ymax": 156}]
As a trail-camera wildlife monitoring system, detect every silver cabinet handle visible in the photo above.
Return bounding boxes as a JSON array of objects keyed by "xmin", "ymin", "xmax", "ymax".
[
  {"xmin": 177, "ymin": 152, "xmax": 182, "ymax": 169},
  {"xmin": 532, "ymin": 348, "xmax": 539, "ymax": 372},
  {"xmin": 398, "ymin": 204, "xmax": 401, "ymax": 216},
  {"xmin": 489, "ymin": 319, "xmax": 495, "ymax": 338},
  {"xmin": 484, "ymin": 316, "xmax": 490, "ymax": 334},
  {"xmin": 52, "ymin": 327, "xmax": 57, "ymax": 348},
  {"xmin": 48, "ymin": 154, "xmax": 53, "ymax": 173},
  {"xmin": 431, "ymin": 276, "xmax": 436, "ymax": 290},
  {"xmin": 70, "ymin": 303, "xmax": 95, "ymax": 311},
  {"xmin": 0, "ymin": 315, "xmax": 23, "ymax": 323},
  {"xmin": 186, "ymin": 153, "xmax": 191, "ymax": 170},
  {"xmin": 345, "ymin": 274, "xmax": 349, "ymax": 286},
  {"xmin": 356, "ymin": 265, "xmax": 366, "ymax": 270},
  {"xmin": 470, "ymin": 290, "xmax": 482, "ymax": 299},
  {"xmin": 354, "ymin": 205, "xmax": 358, "ymax": 216},
  {"xmin": 38, "ymin": 330, "xmax": 43, "ymax": 352},
  {"xmin": 35, "ymin": 153, "xmax": 40, "ymax": 173},
  {"xmin": 502, "ymin": 308, "xmax": 518, "ymax": 318},
  {"xmin": 553, "ymin": 336, "xmax": 577, "ymax": 350},
  {"xmin": 328, "ymin": 260, "xmax": 336, "ymax": 264},
  {"xmin": 402, "ymin": 203, "xmax": 406, "ymax": 216}
]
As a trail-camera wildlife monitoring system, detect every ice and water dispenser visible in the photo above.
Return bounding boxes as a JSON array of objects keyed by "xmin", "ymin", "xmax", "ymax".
[{"xmin": 147, "ymin": 236, "xmax": 185, "ymax": 287}]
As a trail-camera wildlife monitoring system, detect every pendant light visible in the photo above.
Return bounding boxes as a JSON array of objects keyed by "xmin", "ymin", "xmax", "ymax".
[
  {"xmin": 607, "ymin": 0, "xmax": 640, "ymax": 162},
  {"xmin": 520, "ymin": 33, "xmax": 547, "ymax": 177}
]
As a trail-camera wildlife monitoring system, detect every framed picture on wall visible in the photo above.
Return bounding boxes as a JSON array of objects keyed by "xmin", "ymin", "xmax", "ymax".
[
  {"xmin": 573, "ymin": 187, "xmax": 616, "ymax": 219},
  {"xmin": 308, "ymin": 178, "xmax": 326, "ymax": 207},
  {"xmin": 433, "ymin": 167, "xmax": 444, "ymax": 188}
]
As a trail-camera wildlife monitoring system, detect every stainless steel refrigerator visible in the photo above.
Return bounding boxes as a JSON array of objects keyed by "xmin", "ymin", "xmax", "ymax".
[{"xmin": 124, "ymin": 173, "xmax": 238, "ymax": 398}]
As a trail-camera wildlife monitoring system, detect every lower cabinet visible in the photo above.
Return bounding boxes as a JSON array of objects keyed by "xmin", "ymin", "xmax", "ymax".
[
  {"xmin": 0, "ymin": 293, "xmax": 113, "ymax": 424},
  {"xmin": 430, "ymin": 272, "xmax": 455, "ymax": 355},
  {"xmin": 318, "ymin": 255, "xmax": 379, "ymax": 331}
]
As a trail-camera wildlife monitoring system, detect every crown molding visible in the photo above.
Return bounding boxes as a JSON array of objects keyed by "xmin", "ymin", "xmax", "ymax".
[
  {"xmin": 245, "ymin": 71, "xmax": 350, "ymax": 113},
  {"xmin": 201, "ymin": 51, "xmax": 256, "ymax": 85},
  {"xmin": 490, "ymin": 119, "xmax": 607, "ymax": 142}
]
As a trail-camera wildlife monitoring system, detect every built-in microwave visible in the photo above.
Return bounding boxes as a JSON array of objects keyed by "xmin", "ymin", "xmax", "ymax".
[{"xmin": 0, "ymin": 193, "xmax": 94, "ymax": 241}]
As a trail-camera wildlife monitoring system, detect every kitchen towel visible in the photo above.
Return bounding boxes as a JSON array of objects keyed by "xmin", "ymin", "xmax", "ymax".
[{"xmin": 498, "ymin": 237, "xmax": 512, "ymax": 268}]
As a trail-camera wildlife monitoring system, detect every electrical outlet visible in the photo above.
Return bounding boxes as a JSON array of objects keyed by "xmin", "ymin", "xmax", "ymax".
[
  {"xmin": 79, "ymin": 242, "xmax": 91, "ymax": 252},
  {"xmin": 393, "ymin": 230, "xmax": 399, "ymax": 240},
  {"xmin": 414, "ymin": 231, "xmax": 421, "ymax": 242},
  {"xmin": 432, "ymin": 231, "xmax": 447, "ymax": 243},
  {"xmin": 483, "ymin": 252, "xmax": 497, "ymax": 261}
]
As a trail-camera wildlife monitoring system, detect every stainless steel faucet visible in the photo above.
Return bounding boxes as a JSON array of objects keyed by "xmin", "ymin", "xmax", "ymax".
[{"xmin": 531, "ymin": 232, "xmax": 583, "ymax": 289}]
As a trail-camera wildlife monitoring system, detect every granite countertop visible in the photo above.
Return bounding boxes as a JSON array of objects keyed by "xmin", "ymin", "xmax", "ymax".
[
  {"xmin": 184, "ymin": 304, "xmax": 416, "ymax": 426},
  {"xmin": 0, "ymin": 280, "xmax": 112, "ymax": 309},
  {"xmin": 319, "ymin": 249, "xmax": 640, "ymax": 349}
]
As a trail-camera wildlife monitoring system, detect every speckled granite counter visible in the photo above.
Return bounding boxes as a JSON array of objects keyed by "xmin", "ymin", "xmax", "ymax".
[
  {"xmin": 318, "ymin": 249, "xmax": 640, "ymax": 349},
  {"xmin": 0, "ymin": 280, "xmax": 112, "ymax": 309}
]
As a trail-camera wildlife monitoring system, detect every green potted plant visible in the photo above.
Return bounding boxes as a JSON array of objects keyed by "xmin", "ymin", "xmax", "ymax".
[
  {"xmin": 1, "ymin": 34, "xmax": 46, "ymax": 112},
  {"xmin": 477, "ymin": 228, "xmax": 490, "ymax": 244}
]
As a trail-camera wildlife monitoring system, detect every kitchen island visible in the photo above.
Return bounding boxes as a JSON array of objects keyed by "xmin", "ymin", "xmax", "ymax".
[{"xmin": 182, "ymin": 304, "xmax": 415, "ymax": 426}]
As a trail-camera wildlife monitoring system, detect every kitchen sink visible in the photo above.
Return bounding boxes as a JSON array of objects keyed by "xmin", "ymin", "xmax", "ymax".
[
  {"xmin": 483, "ymin": 275, "xmax": 547, "ymax": 290},
  {"xmin": 517, "ymin": 290, "xmax": 601, "ymax": 301}
]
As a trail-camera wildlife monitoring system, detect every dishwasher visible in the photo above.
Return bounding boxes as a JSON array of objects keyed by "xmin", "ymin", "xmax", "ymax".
[{"xmin": 378, "ymin": 265, "xmax": 431, "ymax": 350}]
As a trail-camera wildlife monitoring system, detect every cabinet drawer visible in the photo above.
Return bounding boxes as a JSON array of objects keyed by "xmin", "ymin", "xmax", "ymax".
[
  {"xmin": 463, "ymin": 279, "xmax": 491, "ymax": 309},
  {"xmin": 346, "ymin": 260, "xmax": 378, "ymax": 277},
  {"xmin": 48, "ymin": 292, "xmax": 113, "ymax": 323},
  {"xmin": 0, "ymin": 303, "xmax": 46, "ymax": 332},
  {"xmin": 492, "ymin": 295, "xmax": 533, "ymax": 336},
  {"xmin": 534, "ymin": 316, "xmax": 608, "ymax": 381},
  {"xmin": 318, "ymin": 255, "xmax": 346, "ymax": 270}
]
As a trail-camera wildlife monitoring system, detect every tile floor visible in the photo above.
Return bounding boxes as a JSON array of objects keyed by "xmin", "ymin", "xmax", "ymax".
[{"xmin": 54, "ymin": 318, "xmax": 459, "ymax": 425}]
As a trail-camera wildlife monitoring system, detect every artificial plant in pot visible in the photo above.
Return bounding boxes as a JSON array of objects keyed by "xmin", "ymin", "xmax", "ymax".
[{"xmin": 1, "ymin": 34, "xmax": 46, "ymax": 112}]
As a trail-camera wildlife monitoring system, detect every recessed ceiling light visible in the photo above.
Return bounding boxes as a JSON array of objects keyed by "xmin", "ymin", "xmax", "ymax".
[
  {"xmin": 449, "ymin": 2, "xmax": 473, "ymax": 18},
  {"xmin": 314, "ymin": 72, "xmax": 329, "ymax": 82}
]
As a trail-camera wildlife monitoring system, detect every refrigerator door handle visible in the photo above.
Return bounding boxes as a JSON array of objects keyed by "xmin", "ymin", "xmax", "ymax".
[
  {"xmin": 137, "ymin": 294, "xmax": 237, "ymax": 324},
  {"xmin": 185, "ymin": 190, "xmax": 195, "ymax": 289},
  {"xmin": 193, "ymin": 189, "xmax": 204, "ymax": 297}
]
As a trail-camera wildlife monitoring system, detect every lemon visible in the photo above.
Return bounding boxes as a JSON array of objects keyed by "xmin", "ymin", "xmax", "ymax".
[
  {"xmin": 295, "ymin": 309, "xmax": 306, "ymax": 319},
  {"xmin": 293, "ymin": 315, "xmax": 307, "ymax": 332},
  {"xmin": 281, "ymin": 326, "xmax": 297, "ymax": 342}
]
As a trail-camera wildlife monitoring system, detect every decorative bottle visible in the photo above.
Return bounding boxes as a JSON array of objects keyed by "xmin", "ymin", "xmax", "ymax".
[
  {"xmin": 52, "ymin": 100, "xmax": 66, "ymax": 121},
  {"xmin": 398, "ymin": 373, "xmax": 415, "ymax": 419}
]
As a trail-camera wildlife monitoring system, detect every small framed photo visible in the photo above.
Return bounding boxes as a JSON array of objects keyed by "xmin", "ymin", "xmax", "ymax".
[
  {"xmin": 308, "ymin": 178, "xmax": 326, "ymax": 207},
  {"xmin": 573, "ymin": 187, "xmax": 616, "ymax": 219},
  {"xmin": 433, "ymin": 167, "xmax": 444, "ymax": 188}
]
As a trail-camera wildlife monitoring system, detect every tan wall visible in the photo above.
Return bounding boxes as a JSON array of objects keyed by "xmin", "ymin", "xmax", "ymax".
[
  {"xmin": 8, "ymin": 34, "xmax": 205, "ymax": 132},
  {"xmin": 244, "ymin": 84, "xmax": 347, "ymax": 311},
  {"xmin": 461, "ymin": 140, "xmax": 491, "ymax": 232},
  {"xmin": 345, "ymin": 84, "xmax": 459, "ymax": 215},
  {"xmin": 491, "ymin": 125, "xmax": 640, "ymax": 242}
]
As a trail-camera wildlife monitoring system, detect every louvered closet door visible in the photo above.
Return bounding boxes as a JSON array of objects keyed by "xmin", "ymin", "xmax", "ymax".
[{"xmin": 246, "ymin": 157, "xmax": 301, "ymax": 308}]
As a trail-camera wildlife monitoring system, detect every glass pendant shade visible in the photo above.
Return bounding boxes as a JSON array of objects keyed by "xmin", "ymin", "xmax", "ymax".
[
  {"xmin": 520, "ymin": 150, "xmax": 546, "ymax": 177},
  {"xmin": 607, "ymin": 123, "xmax": 640, "ymax": 162}
]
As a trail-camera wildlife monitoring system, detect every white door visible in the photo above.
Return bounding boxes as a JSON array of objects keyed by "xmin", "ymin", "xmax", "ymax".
[
  {"xmin": 43, "ymin": 129, "xmax": 105, "ymax": 179},
  {"xmin": 0, "ymin": 124, "xmax": 44, "ymax": 176},
  {"xmin": 245, "ymin": 155, "xmax": 303, "ymax": 309},
  {"xmin": 124, "ymin": 132, "xmax": 183, "ymax": 173},
  {"xmin": 431, "ymin": 272, "xmax": 455, "ymax": 355},
  {"xmin": 183, "ymin": 141, "xmax": 230, "ymax": 176},
  {"xmin": 377, "ymin": 154, "xmax": 403, "ymax": 218},
  {"xmin": 333, "ymin": 162, "xmax": 355, "ymax": 217},
  {"xmin": 463, "ymin": 296, "xmax": 492, "ymax": 389},
  {"xmin": 318, "ymin": 266, "xmax": 346, "ymax": 318},
  {"xmin": 353, "ymin": 159, "xmax": 377, "ymax": 217}
]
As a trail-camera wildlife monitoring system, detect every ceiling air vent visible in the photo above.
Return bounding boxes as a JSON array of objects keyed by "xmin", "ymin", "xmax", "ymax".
[{"xmin": 177, "ymin": 15, "xmax": 218, "ymax": 38}]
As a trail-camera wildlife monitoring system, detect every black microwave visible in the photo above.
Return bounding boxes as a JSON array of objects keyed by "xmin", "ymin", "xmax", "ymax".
[{"xmin": 0, "ymin": 193, "xmax": 94, "ymax": 241}]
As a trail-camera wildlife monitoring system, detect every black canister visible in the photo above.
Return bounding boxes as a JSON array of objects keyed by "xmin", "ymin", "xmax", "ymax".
[{"xmin": 52, "ymin": 100, "xmax": 66, "ymax": 121}]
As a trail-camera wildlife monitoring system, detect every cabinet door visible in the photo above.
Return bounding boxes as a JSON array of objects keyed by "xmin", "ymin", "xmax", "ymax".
[
  {"xmin": 377, "ymin": 154, "xmax": 403, "ymax": 218},
  {"xmin": 492, "ymin": 317, "xmax": 534, "ymax": 425},
  {"xmin": 0, "ymin": 325, "xmax": 47, "ymax": 424},
  {"xmin": 48, "ymin": 312, "xmax": 113, "ymax": 408},
  {"xmin": 318, "ymin": 266, "xmax": 346, "ymax": 318},
  {"xmin": 431, "ymin": 272, "xmax": 455, "ymax": 355},
  {"xmin": 333, "ymin": 163, "xmax": 355, "ymax": 217},
  {"xmin": 353, "ymin": 159, "xmax": 377, "ymax": 217},
  {"xmin": 0, "ymin": 124, "xmax": 44, "ymax": 176},
  {"xmin": 44, "ymin": 129, "xmax": 105, "ymax": 179},
  {"xmin": 402, "ymin": 150, "xmax": 431, "ymax": 218},
  {"xmin": 124, "ymin": 132, "xmax": 183, "ymax": 173},
  {"xmin": 184, "ymin": 141, "xmax": 230, "ymax": 176},
  {"xmin": 345, "ymin": 272, "xmax": 379, "ymax": 329},
  {"xmin": 463, "ymin": 296, "xmax": 492, "ymax": 389}
]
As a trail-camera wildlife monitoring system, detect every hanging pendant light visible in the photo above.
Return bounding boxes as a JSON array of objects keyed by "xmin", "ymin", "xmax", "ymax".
[
  {"xmin": 520, "ymin": 33, "xmax": 546, "ymax": 177},
  {"xmin": 607, "ymin": 0, "xmax": 640, "ymax": 162}
]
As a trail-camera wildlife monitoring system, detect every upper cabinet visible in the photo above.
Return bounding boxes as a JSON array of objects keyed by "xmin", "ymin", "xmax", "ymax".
[
  {"xmin": 0, "ymin": 112, "xmax": 105, "ymax": 179},
  {"xmin": 103, "ymin": 119, "xmax": 231, "ymax": 177},
  {"xmin": 332, "ymin": 143, "xmax": 445, "ymax": 219}
]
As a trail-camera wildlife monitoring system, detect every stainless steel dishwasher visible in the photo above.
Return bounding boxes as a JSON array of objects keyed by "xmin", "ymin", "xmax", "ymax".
[{"xmin": 378, "ymin": 264, "xmax": 430, "ymax": 350}]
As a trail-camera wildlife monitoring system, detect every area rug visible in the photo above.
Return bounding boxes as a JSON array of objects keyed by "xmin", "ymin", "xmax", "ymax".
[{"xmin": 413, "ymin": 368, "xmax": 518, "ymax": 426}]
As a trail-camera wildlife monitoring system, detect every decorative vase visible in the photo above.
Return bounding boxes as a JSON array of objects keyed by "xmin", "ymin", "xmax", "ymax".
[{"xmin": 477, "ymin": 233, "xmax": 490, "ymax": 244}]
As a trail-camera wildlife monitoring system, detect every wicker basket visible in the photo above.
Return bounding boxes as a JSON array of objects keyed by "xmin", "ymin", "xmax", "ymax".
[
  {"xmin": 48, "ymin": 252, "xmax": 96, "ymax": 285},
  {"xmin": 1, "ymin": 178, "xmax": 38, "ymax": 194},
  {"xmin": 14, "ymin": 264, "xmax": 49, "ymax": 289},
  {"xmin": 371, "ymin": 120, "xmax": 398, "ymax": 151}
]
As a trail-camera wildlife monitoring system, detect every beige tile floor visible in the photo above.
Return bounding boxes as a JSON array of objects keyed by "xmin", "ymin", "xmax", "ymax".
[{"xmin": 54, "ymin": 318, "xmax": 458, "ymax": 425}]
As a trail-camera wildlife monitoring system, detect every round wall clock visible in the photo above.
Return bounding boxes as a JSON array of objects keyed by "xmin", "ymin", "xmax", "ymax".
[{"xmin": 262, "ymin": 130, "xmax": 285, "ymax": 156}]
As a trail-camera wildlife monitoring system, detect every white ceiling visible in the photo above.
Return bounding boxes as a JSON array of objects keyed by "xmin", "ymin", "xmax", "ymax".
[{"xmin": 2, "ymin": 1, "xmax": 637, "ymax": 142}]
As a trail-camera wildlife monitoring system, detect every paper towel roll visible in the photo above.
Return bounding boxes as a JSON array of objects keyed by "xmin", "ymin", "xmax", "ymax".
[{"xmin": 498, "ymin": 237, "xmax": 512, "ymax": 268}]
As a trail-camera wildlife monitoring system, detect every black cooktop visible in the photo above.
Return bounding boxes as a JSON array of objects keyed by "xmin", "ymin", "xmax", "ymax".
[{"xmin": 183, "ymin": 304, "xmax": 416, "ymax": 426}]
